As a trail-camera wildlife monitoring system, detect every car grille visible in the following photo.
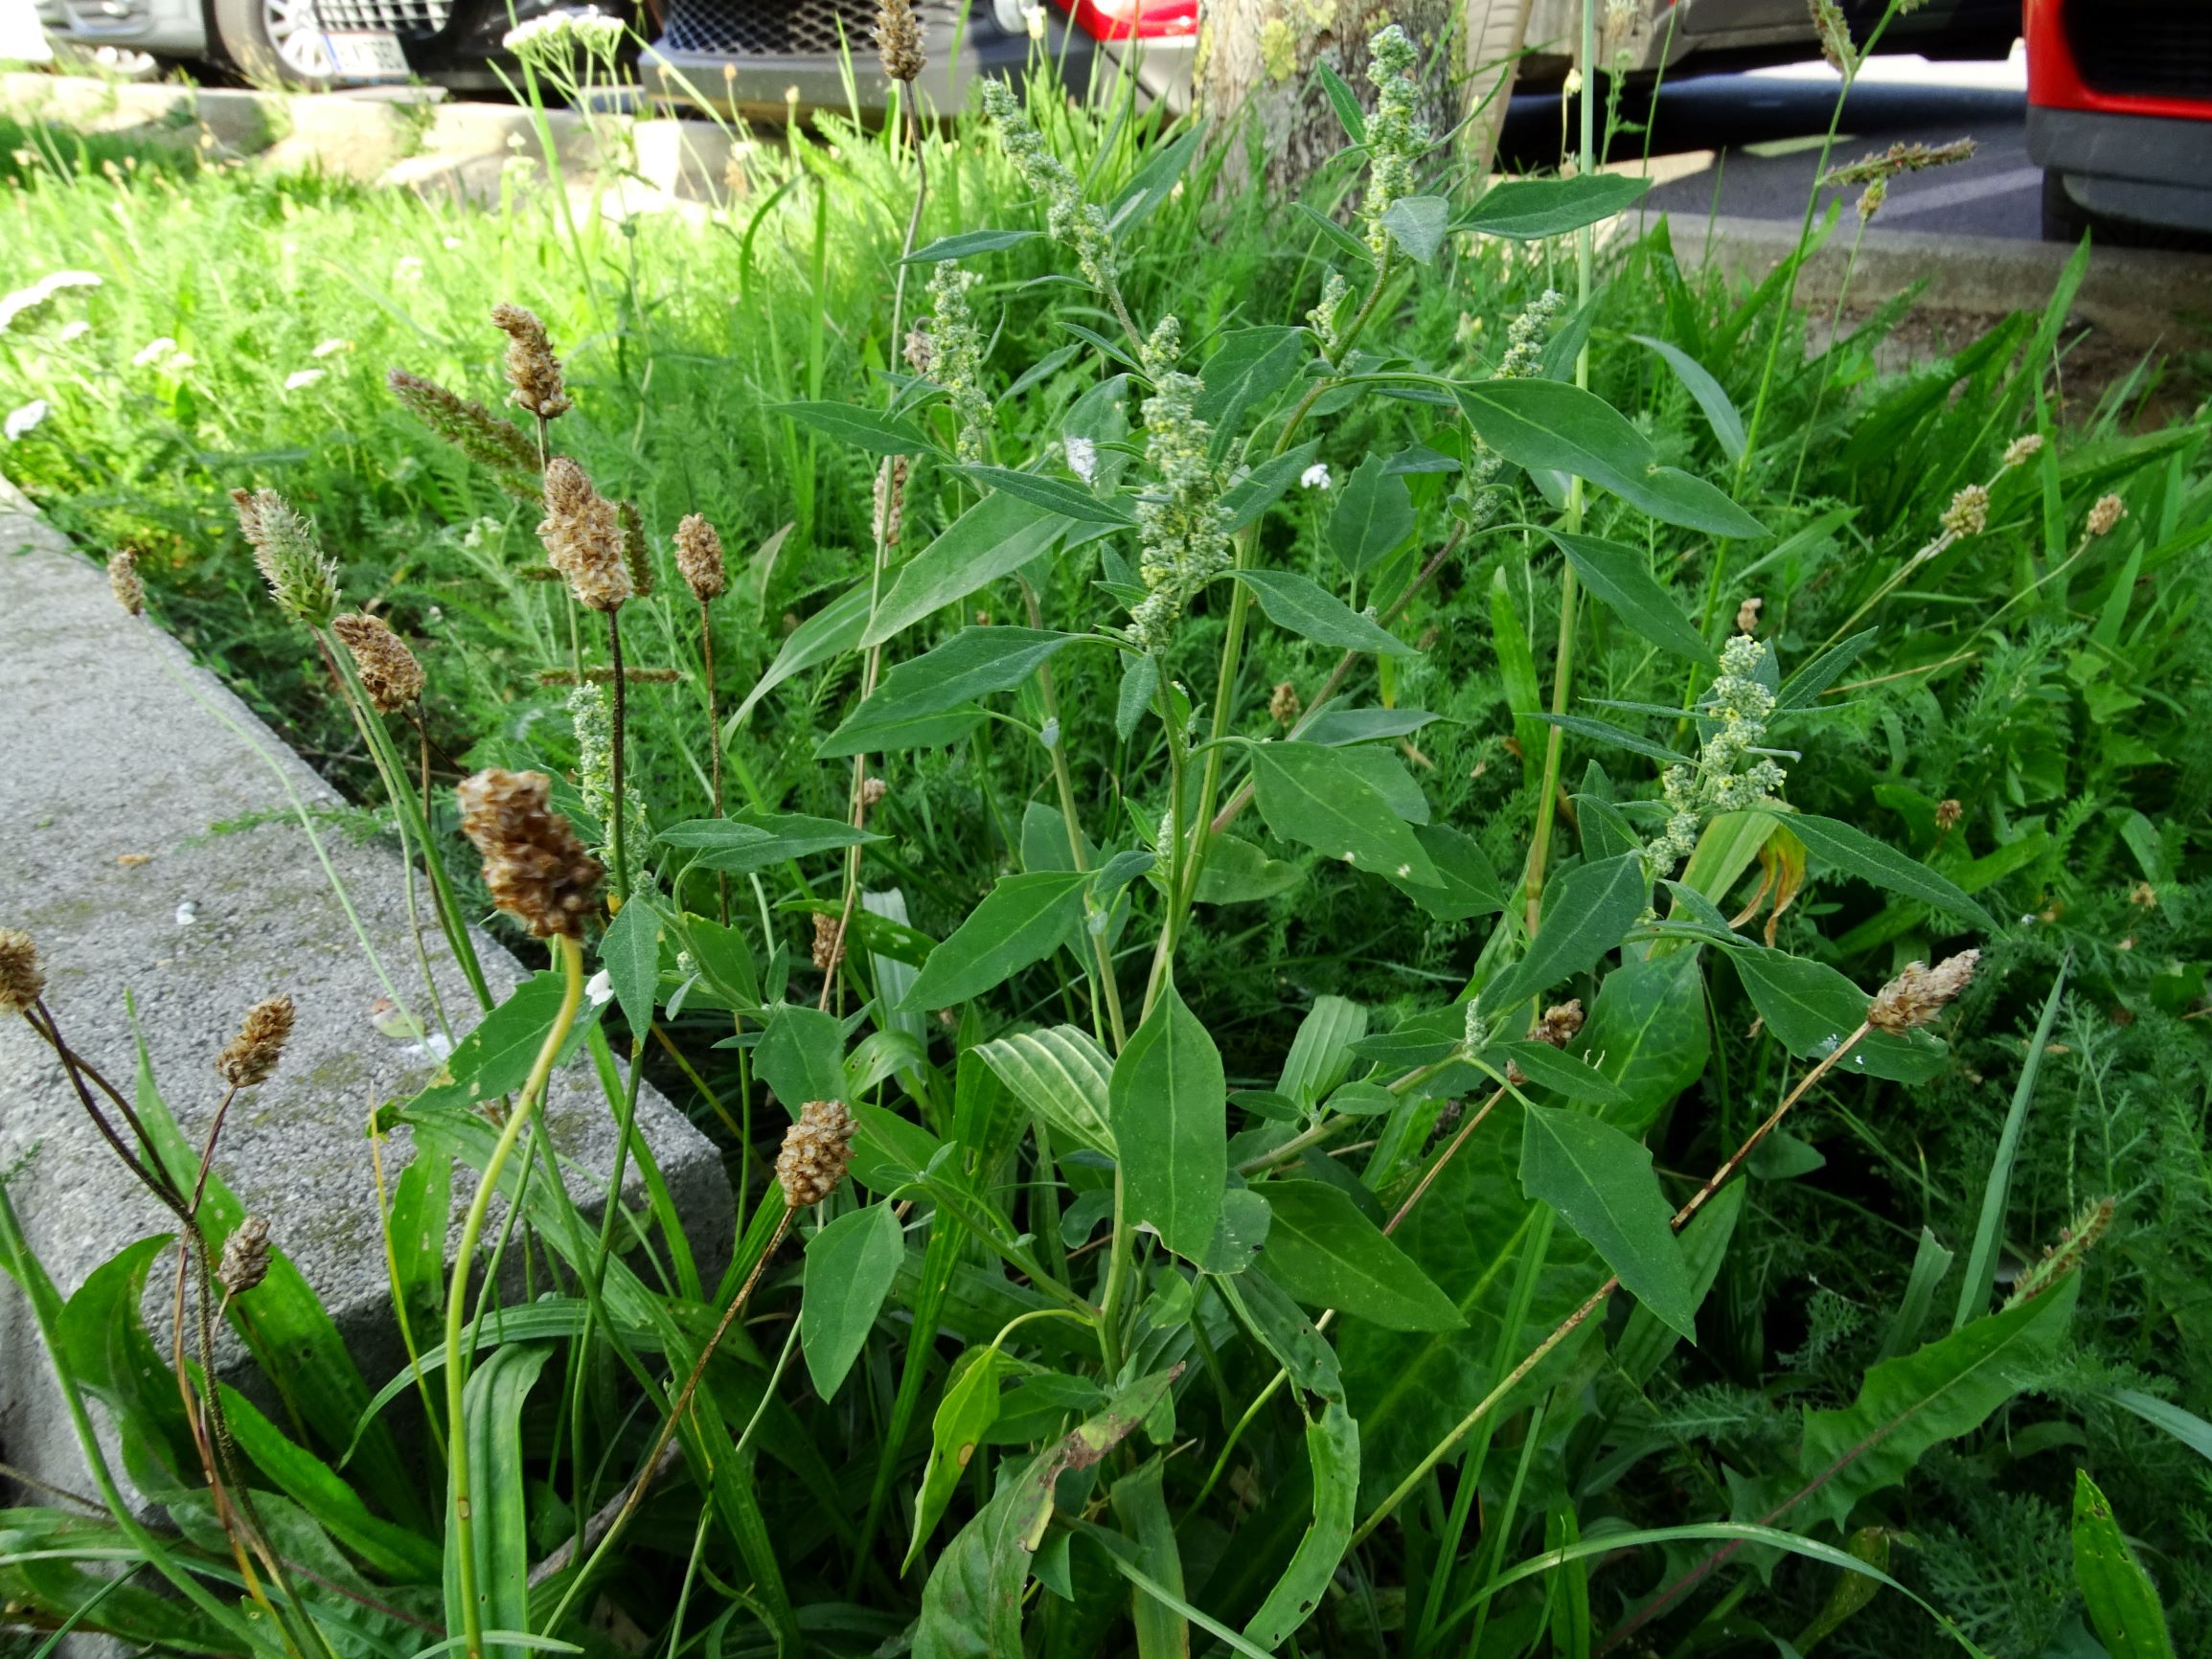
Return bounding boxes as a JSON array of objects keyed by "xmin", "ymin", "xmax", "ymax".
[
  {"xmin": 664, "ymin": 0, "xmax": 941, "ymax": 57},
  {"xmin": 314, "ymin": 0, "xmax": 449, "ymax": 34},
  {"xmin": 2064, "ymin": 3, "xmax": 2212, "ymax": 102}
]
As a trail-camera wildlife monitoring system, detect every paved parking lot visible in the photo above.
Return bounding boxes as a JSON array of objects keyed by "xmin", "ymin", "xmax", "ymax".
[{"xmin": 1503, "ymin": 47, "xmax": 2045, "ymax": 241}]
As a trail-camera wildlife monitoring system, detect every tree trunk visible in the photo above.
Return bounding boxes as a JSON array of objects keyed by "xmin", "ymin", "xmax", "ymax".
[{"xmin": 1195, "ymin": 0, "xmax": 1536, "ymax": 202}]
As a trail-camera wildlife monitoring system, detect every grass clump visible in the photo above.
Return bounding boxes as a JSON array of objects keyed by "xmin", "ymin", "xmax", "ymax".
[{"xmin": 3, "ymin": 10, "xmax": 2211, "ymax": 1659}]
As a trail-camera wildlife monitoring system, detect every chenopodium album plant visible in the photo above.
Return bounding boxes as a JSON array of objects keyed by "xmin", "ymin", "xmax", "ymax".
[{"xmin": 0, "ymin": 21, "xmax": 2130, "ymax": 1659}]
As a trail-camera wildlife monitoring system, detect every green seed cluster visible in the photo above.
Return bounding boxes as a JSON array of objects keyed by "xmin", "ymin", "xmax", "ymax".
[
  {"xmin": 926, "ymin": 264, "xmax": 992, "ymax": 465},
  {"xmin": 1362, "ymin": 26, "xmax": 1429, "ymax": 255},
  {"xmin": 981, "ymin": 80, "xmax": 1118, "ymax": 291},
  {"xmin": 1129, "ymin": 318, "xmax": 1231, "ymax": 651},
  {"xmin": 1645, "ymin": 634, "xmax": 1789, "ymax": 877}
]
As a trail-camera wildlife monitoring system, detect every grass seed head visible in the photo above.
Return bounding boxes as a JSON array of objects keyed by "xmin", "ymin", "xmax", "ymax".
[
  {"xmin": 231, "ymin": 488, "xmax": 340, "ymax": 625},
  {"xmin": 490, "ymin": 302, "xmax": 573, "ymax": 420},
  {"xmin": 456, "ymin": 767, "xmax": 604, "ymax": 938},
  {"xmin": 618, "ymin": 500, "xmax": 655, "ymax": 599},
  {"xmin": 777, "ymin": 1099, "xmax": 857, "ymax": 1208},
  {"xmin": 812, "ymin": 911, "xmax": 846, "ymax": 974},
  {"xmin": 538, "ymin": 458, "xmax": 632, "ymax": 612},
  {"xmin": 875, "ymin": 0, "xmax": 924, "ymax": 82},
  {"xmin": 2005, "ymin": 1196, "xmax": 2114, "ymax": 1307},
  {"xmin": 1868, "ymin": 950, "xmax": 1979, "ymax": 1033},
  {"xmin": 0, "ymin": 929, "xmax": 45, "ymax": 1015},
  {"xmin": 2086, "ymin": 493, "xmax": 2127, "ymax": 537},
  {"xmin": 217, "ymin": 1216, "xmax": 272, "ymax": 1297},
  {"xmin": 331, "ymin": 611, "xmax": 425, "ymax": 713},
  {"xmin": 108, "ymin": 548, "xmax": 145, "ymax": 616},
  {"xmin": 2003, "ymin": 433, "xmax": 2044, "ymax": 468},
  {"xmin": 1941, "ymin": 484, "xmax": 1989, "ymax": 538},
  {"xmin": 386, "ymin": 369, "xmax": 541, "ymax": 485},
  {"xmin": 217, "ymin": 993, "xmax": 295, "ymax": 1088},
  {"xmin": 673, "ymin": 512, "xmax": 727, "ymax": 602}
]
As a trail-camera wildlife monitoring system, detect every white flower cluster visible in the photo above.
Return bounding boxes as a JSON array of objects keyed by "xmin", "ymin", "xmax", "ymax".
[
  {"xmin": 503, "ymin": 7, "xmax": 624, "ymax": 61},
  {"xmin": 1129, "ymin": 318, "xmax": 1231, "ymax": 651},
  {"xmin": 5, "ymin": 398, "xmax": 49, "ymax": 441},
  {"xmin": 925, "ymin": 263, "xmax": 992, "ymax": 464},
  {"xmin": 1643, "ymin": 633, "xmax": 1790, "ymax": 879},
  {"xmin": 980, "ymin": 79, "xmax": 1117, "ymax": 291},
  {"xmin": 1063, "ymin": 435, "xmax": 1098, "ymax": 484},
  {"xmin": 0, "ymin": 269, "xmax": 102, "ymax": 333},
  {"xmin": 1362, "ymin": 26, "xmax": 1429, "ymax": 255}
]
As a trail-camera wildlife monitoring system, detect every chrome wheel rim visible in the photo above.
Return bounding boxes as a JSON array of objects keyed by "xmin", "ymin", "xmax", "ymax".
[{"xmin": 262, "ymin": 0, "xmax": 336, "ymax": 79}]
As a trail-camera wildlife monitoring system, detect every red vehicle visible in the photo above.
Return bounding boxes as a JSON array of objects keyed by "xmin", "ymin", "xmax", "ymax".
[{"xmin": 2026, "ymin": 0, "xmax": 2212, "ymax": 239}]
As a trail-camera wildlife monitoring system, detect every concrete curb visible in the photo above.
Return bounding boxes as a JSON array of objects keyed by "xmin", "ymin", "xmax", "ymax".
[
  {"xmin": 0, "ymin": 475, "xmax": 732, "ymax": 1513},
  {"xmin": 1668, "ymin": 212, "xmax": 2212, "ymax": 349},
  {"xmin": 0, "ymin": 71, "xmax": 751, "ymax": 206}
]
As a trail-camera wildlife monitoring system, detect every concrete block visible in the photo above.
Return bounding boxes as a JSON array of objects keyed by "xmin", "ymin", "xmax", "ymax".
[
  {"xmin": 0, "ymin": 477, "xmax": 732, "ymax": 1511},
  {"xmin": 260, "ymin": 90, "xmax": 431, "ymax": 180},
  {"xmin": 633, "ymin": 117, "xmax": 748, "ymax": 203}
]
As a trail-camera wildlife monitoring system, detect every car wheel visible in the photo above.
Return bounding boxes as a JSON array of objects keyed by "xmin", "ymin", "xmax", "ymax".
[{"xmin": 208, "ymin": 0, "xmax": 339, "ymax": 87}]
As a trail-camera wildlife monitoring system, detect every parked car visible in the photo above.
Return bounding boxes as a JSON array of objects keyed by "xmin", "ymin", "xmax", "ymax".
[
  {"xmin": 2025, "ymin": 0, "xmax": 2212, "ymax": 239},
  {"xmin": 639, "ymin": 0, "xmax": 1196, "ymax": 123},
  {"xmin": 28, "ymin": 0, "xmax": 626, "ymax": 91}
]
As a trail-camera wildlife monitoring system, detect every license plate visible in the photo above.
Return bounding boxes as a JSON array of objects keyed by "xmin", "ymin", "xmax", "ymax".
[{"xmin": 324, "ymin": 31, "xmax": 409, "ymax": 78}]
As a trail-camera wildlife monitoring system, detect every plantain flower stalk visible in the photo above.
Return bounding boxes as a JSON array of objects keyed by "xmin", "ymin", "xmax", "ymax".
[
  {"xmin": 330, "ymin": 612, "xmax": 425, "ymax": 714},
  {"xmin": 456, "ymin": 767, "xmax": 604, "ymax": 938},
  {"xmin": 777, "ymin": 1099, "xmax": 858, "ymax": 1208},
  {"xmin": 538, "ymin": 458, "xmax": 632, "ymax": 613},
  {"xmin": 875, "ymin": 0, "xmax": 924, "ymax": 82},
  {"xmin": 0, "ymin": 928, "xmax": 43, "ymax": 1014},
  {"xmin": 108, "ymin": 548, "xmax": 145, "ymax": 616},
  {"xmin": 231, "ymin": 488, "xmax": 340, "ymax": 626},
  {"xmin": 216, "ymin": 995, "xmax": 294, "ymax": 1089},
  {"xmin": 1867, "ymin": 950, "xmax": 1979, "ymax": 1033},
  {"xmin": 387, "ymin": 369, "xmax": 541, "ymax": 491},
  {"xmin": 490, "ymin": 301, "xmax": 573, "ymax": 422},
  {"xmin": 217, "ymin": 1216, "xmax": 272, "ymax": 1297}
]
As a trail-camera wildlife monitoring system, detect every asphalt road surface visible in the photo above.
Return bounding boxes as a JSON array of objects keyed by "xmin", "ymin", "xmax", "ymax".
[{"xmin": 1501, "ymin": 47, "xmax": 2042, "ymax": 241}]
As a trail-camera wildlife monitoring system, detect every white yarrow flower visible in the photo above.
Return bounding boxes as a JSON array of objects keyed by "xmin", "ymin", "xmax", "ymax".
[
  {"xmin": 311, "ymin": 337, "xmax": 351, "ymax": 357},
  {"xmin": 1301, "ymin": 462, "xmax": 1333, "ymax": 490},
  {"xmin": 1022, "ymin": 1, "xmax": 1045, "ymax": 37},
  {"xmin": 394, "ymin": 255, "xmax": 424, "ymax": 283},
  {"xmin": 133, "ymin": 336, "xmax": 180, "ymax": 367},
  {"xmin": 57, "ymin": 319, "xmax": 91, "ymax": 342},
  {"xmin": 1064, "ymin": 435, "xmax": 1098, "ymax": 484},
  {"xmin": 4, "ymin": 399, "xmax": 48, "ymax": 441},
  {"xmin": 284, "ymin": 368, "xmax": 327, "ymax": 391},
  {"xmin": 0, "ymin": 271, "xmax": 103, "ymax": 332},
  {"xmin": 584, "ymin": 968, "xmax": 614, "ymax": 1006}
]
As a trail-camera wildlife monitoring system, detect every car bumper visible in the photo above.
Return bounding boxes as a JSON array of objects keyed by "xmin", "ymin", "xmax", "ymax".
[
  {"xmin": 642, "ymin": 11, "xmax": 1183, "ymax": 121},
  {"xmin": 2028, "ymin": 104, "xmax": 2212, "ymax": 233}
]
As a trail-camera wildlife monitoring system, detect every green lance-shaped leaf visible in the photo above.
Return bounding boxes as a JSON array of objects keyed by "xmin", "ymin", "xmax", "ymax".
[
  {"xmin": 1518, "ymin": 1105, "xmax": 1698, "ymax": 1340},
  {"xmin": 975, "ymin": 1024, "xmax": 1118, "ymax": 1156},
  {"xmin": 1483, "ymin": 852, "xmax": 1652, "ymax": 1012},
  {"xmin": 755, "ymin": 1002, "xmax": 846, "ymax": 1112},
  {"xmin": 659, "ymin": 810, "xmax": 881, "ymax": 872},
  {"xmin": 824, "ymin": 627, "xmax": 1090, "ymax": 756},
  {"xmin": 1234, "ymin": 568, "xmax": 1417, "ymax": 655},
  {"xmin": 959, "ymin": 465, "xmax": 1137, "ymax": 526},
  {"xmin": 901, "ymin": 228, "xmax": 1042, "ymax": 263},
  {"xmin": 444, "ymin": 1343, "xmax": 552, "ymax": 1659},
  {"xmin": 597, "ymin": 893, "xmax": 661, "ymax": 1035},
  {"xmin": 1195, "ymin": 326, "xmax": 1306, "ymax": 443},
  {"xmin": 1248, "ymin": 740, "xmax": 1440, "ymax": 888},
  {"xmin": 2073, "ymin": 1469, "xmax": 2179, "ymax": 1659},
  {"xmin": 1786, "ymin": 812, "xmax": 1997, "ymax": 931},
  {"xmin": 1790, "ymin": 1275, "xmax": 2080, "ymax": 1531},
  {"xmin": 1629, "ymin": 333, "xmax": 1747, "ymax": 462},
  {"xmin": 1727, "ymin": 946, "xmax": 1947, "ymax": 1084},
  {"xmin": 1451, "ymin": 378, "xmax": 1766, "ymax": 539},
  {"xmin": 801, "ymin": 1202, "xmax": 905, "ymax": 1400},
  {"xmin": 729, "ymin": 579, "xmax": 870, "ymax": 728},
  {"xmin": 1539, "ymin": 529, "xmax": 1715, "ymax": 666},
  {"xmin": 769, "ymin": 400, "xmax": 937, "ymax": 456},
  {"xmin": 1222, "ymin": 1268, "xmax": 1341, "ymax": 1400},
  {"xmin": 1325, "ymin": 453, "xmax": 1416, "ymax": 575},
  {"xmin": 1110, "ymin": 975, "xmax": 1227, "ymax": 1260},
  {"xmin": 1458, "ymin": 172, "xmax": 1652, "ymax": 239},
  {"xmin": 864, "ymin": 491, "xmax": 1073, "ymax": 648},
  {"xmin": 907, "ymin": 1348, "xmax": 1006, "ymax": 1573},
  {"xmin": 901, "ymin": 871, "xmax": 1093, "ymax": 1012},
  {"xmin": 1494, "ymin": 1041, "xmax": 1630, "ymax": 1106},
  {"xmin": 1256, "ymin": 1180, "xmax": 1466, "ymax": 1332},
  {"xmin": 1243, "ymin": 1403, "xmax": 1360, "ymax": 1652}
]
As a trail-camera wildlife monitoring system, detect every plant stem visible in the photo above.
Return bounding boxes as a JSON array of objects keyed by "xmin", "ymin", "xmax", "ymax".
[
  {"xmin": 543, "ymin": 1202, "xmax": 797, "ymax": 1632},
  {"xmin": 700, "ymin": 595, "xmax": 727, "ymax": 924},
  {"xmin": 606, "ymin": 607, "xmax": 629, "ymax": 907},
  {"xmin": 1351, "ymin": 1019, "xmax": 1875, "ymax": 1544},
  {"xmin": 446, "ymin": 932, "xmax": 584, "ymax": 1659}
]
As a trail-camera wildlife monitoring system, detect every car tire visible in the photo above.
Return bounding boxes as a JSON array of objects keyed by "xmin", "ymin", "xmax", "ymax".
[{"xmin": 207, "ymin": 0, "xmax": 339, "ymax": 87}]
